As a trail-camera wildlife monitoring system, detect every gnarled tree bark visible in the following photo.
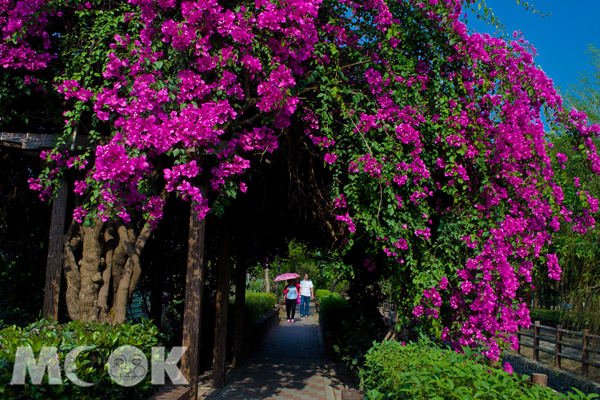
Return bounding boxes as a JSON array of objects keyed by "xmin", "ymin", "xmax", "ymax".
[{"xmin": 61, "ymin": 187, "xmax": 169, "ymax": 324}]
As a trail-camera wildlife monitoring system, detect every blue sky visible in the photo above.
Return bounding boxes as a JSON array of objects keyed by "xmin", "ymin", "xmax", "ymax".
[{"xmin": 465, "ymin": 0, "xmax": 600, "ymax": 95}]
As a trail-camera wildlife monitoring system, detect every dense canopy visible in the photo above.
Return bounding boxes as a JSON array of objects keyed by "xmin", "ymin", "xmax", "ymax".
[{"xmin": 2, "ymin": 0, "xmax": 600, "ymax": 359}]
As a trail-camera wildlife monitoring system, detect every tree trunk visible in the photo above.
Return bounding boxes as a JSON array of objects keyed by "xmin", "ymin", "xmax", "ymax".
[
  {"xmin": 544, "ymin": 282, "xmax": 551, "ymax": 309},
  {"xmin": 61, "ymin": 187, "xmax": 168, "ymax": 324},
  {"xmin": 97, "ymin": 221, "xmax": 115, "ymax": 323},
  {"xmin": 533, "ymin": 274, "xmax": 541, "ymax": 309},
  {"xmin": 212, "ymin": 219, "xmax": 231, "ymax": 389},
  {"xmin": 329, "ymin": 272, "xmax": 343, "ymax": 293},
  {"xmin": 181, "ymin": 193, "xmax": 208, "ymax": 400},
  {"xmin": 77, "ymin": 222, "xmax": 108, "ymax": 322}
]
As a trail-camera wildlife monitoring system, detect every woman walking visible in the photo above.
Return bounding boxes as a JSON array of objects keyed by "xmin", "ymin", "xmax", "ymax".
[{"xmin": 283, "ymin": 279, "xmax": 300, "ymax": 323}]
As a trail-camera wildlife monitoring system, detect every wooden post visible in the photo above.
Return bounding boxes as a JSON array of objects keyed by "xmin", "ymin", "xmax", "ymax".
[
  {"xmin": 233, "ymin": 255, "xmax": 246, "ymax": 367},
  {"xmin": 265, "ymin": 268, "xmax": 270, "ymax": 293},
  {"xmin": 181, "ymin": 189, "xmax": 208, "ymax": 400},
  {"xmin": 533, "ymin": 321, "xmax": 540, "ymax": 362},
  {"xmin": 274, "ymin": 257, "xmax": 281, "ymax": 299},
  {"xmin": 532, "ymin": 373, "xmax": 548, "ymax": 387},
  {"xmin": 212, "ymin": 220, "xmax": 231, "ymax": 389},
  {"xmin": 555, "ymin": 325, "xmax": 562, "ymax": 369},
  {"xmin": 150, "ymin": 240, "xmax": 165, "ymax": 329},
  {"xmin": 582, "ymin": 329, "xmax": 589, "ymax": 377},
  {"xmin": 42, "ymin": 179, "xmax": 68, "ymax": 321},
  {"xmin": 232, "ymin": 260, "xmax": 247, "ymax": 368},
  {"xmin": 517, "ymin": 326, "xmax": 521, "ymax": 355}
]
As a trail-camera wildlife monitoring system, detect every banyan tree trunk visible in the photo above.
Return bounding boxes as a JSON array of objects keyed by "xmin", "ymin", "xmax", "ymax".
[{"xmin": 62, "ymin": 188, "xmax": 168, "ymax": 324}]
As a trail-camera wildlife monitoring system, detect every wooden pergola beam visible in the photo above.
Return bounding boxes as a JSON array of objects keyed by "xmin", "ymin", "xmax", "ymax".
[
  {"xmin": 232, "ymin": 260, "xmax": 247, "ymax": 367},
  {"xmin": 42, "ymin": 179, "xmax": 68, "ymax": 321},
  {"xmin": 212, "ymin": 219, "xmax": 231, "ymax": 389},
  {"xmin": 181, "ymin": 186, "xmax": 208, "ymax": 400},
  {"xmin": 0, "ymin": 132, "xmax": 104, "ymax": 150}
]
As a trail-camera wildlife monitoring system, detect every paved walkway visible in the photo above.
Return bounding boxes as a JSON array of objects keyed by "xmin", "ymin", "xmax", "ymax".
[{"xmin": 215, "ymin": 304, "xmax": 336, "ymax": 400}]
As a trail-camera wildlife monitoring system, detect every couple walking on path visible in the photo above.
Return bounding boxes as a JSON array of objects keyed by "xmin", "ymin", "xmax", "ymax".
[{"xmin": 283, "ymin": 274, "xmax": 314, "ymax": 323}]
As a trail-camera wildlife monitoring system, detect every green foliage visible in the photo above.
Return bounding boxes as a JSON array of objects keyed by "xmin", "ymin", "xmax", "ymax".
[
  {"xmin": 549, "ymin": 45, "xmax": 600, "ymax": 335},
  {"xmin": 361, "ymin": 338, "xmax": 598, "ymax": 400},
  {"xmin": 0, "ymin": 319, "xmax": 163, "ymax": 399},
  {"xmin": 234, "ymin": 292, "xmax": 277, "ymax": 324},
  {"xmin": 285, "ymin": 239, "xmax": 320, "ymax": 279},
  {"xmin": 529, "ymin": 309, "xmax": 564, "ymax": 325},
  {"xmin": 317, "ymin": 291, "xmax": 350, "ymax": 336},
  {"xmin": 531, "ymin": 308, "xmax": 600, "ymax": 332},
  {"xmin": 335, "ymin": 279, "xmax": 388, "ymax": 370},
  {"xmin": 246, "ymin": 278, "xmax": 267, "ymax": 294},
  {"xmin": 317, "ymin": 280, "xmax": 387, "ymax": 371}
]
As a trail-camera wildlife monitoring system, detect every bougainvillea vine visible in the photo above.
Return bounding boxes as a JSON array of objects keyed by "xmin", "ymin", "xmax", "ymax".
[{"xmin": 2, "ymin": 0, "xmax": 600, "ymax": 357}]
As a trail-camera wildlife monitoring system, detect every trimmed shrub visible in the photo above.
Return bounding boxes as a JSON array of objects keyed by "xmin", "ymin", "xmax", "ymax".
[
  {"xmin": 231, "ymin": 292, "xmax": 277, "ymax": 324},
  {"xmin": 0, "ymin": 319, "xmax": 163, "ymax": 400},
  {"xmin": 529, "ymin": 308, "xmax": 563, "ymax": 325},
  {"xmin": 528, "ymin": 309, "xmax": 595, "ymax": 331},
  {"xmin": 361, "ymin": 338, "xmax": 597, "ymax": 400},
  {"xmin": 318, "ymin": 292, "xmax": 350, "ymax": 336},
  {"xmin": 315, "ymin": 289, "xmax": 331, "ymax": 300}
]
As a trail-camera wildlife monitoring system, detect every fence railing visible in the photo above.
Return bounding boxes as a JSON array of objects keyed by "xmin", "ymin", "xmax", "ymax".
[
  {"xmin": 517, "ymin": 320, "xmax": 600, "ymax": 377},
  {"xmin": 379, "ymin": 300, "xmax": 398, "ymax": 312}
]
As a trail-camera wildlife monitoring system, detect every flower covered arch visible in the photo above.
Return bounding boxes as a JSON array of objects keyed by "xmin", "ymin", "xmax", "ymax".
[{"xmin": 2, "ymin": 0, "xmax": 599, "ymax": 358}]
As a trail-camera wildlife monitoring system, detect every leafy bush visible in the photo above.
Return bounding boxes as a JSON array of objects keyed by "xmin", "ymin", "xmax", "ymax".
[
  {"xmin": 528, "ymin": 309, "xmax": 594, "ymax": 330},
  {"xmin": 233, "ymin": 292, "xmax": 277, "ymax": 324},
  {"xmin": 361, "ymin": 338, "xmax": 597, "ymax": 400},
  {"xmin": 337, "ymin": 311, "xmax": 387, "ymax": 370},
  {"xmin": 0, "ymin": 319, "xmax": 163, "ymax": 400},
  {"xmin": 316, "ymin": 289, "xmax": 331, "ymax": 300},
  {"xmin": 318, "ymin": 292, "xmax": 350, "ymax": 336},
  {"xmin": 529, "ymin": 308, "xmax": 563, "ymax": 325}
]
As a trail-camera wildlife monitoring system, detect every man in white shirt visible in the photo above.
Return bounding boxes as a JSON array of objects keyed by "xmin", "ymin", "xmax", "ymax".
[{"xmin": 299, "ymin": 274, "xmax": 314, "ymax": 317}]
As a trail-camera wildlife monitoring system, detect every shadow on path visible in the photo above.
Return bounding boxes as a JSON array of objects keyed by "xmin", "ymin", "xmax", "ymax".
[{"xmin": 215, "ymin": 307, "xmax": 333, "ymax": 400}]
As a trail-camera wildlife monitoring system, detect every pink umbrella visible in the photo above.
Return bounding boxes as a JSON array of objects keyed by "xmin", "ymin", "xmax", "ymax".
[{"xmin": 274, "ymin": 272, "xmax": 300, "ymax": 282}]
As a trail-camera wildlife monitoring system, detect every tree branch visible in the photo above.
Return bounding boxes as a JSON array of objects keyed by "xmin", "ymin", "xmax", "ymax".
[{"xmin": 242, "ymin": 68, "xmax": 251, "ymax": 100}]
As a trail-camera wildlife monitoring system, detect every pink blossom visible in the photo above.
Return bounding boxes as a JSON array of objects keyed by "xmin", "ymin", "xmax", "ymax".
[
  {"xmin": 324, "ymin": 153, "xmax": 337, "ymax": 165},
  {"xmin": 412, "ymin": 305, "xmax": 424, "ymax": 318}
]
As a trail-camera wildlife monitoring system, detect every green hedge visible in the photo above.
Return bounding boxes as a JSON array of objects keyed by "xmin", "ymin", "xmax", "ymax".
[
  {"xmin": 529, "ymin": 309, "xmax": 563, "ymax": 325},
  {"xmin": 229, "ymin": 292, "xmax": 277, "ymax": 325},
  {"xmin": 317, "ymin": 291, "xmax": 350, "ymax": 336},
  {"xmin": 361, "ymin": 338, "xmax": 597, "ymax": 400},
  {"xmin": 315, "ymin": 289, "xmax": 331, "ymax": 300},
  {"xmin": 528, "ymin": 309, "xmax": 594, "ymax": 329},
  {"xmin": 0, "ymin": 319, "xmax": 163, "ymax": 400}
]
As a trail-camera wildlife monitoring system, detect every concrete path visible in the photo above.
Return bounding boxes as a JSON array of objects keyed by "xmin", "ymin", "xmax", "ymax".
[{"xmin": 215, "ymin": 304, "xmax": 336, "ymax": 400}]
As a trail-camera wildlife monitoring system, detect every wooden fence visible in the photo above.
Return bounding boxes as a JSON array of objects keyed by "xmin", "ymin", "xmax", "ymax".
[{"xmin": 517, "ymin": 321, "xmax": 600, "ymax": 377}]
